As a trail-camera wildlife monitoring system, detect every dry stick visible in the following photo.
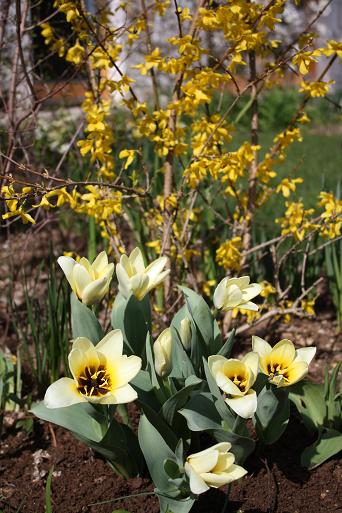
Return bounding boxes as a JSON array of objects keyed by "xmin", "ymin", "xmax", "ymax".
[
  {"xmin": 242, "ymin": 41, "xmax": 259, "ymax": 261},
  {"xmin": 162, "ymin": 0, "xmax": 209, "ymax": 303},
  {"xmin": 141, "ymin": 0, "xmax": 160, "ymax": 110}
]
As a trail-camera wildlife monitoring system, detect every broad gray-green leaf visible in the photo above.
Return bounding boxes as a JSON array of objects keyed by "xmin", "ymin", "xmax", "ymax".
[
  {"xmin": 212, "ymin": 428, "xmax": 255, "ymax": 464},
  {"xmin": 218, "ymin": 329, "xmax": 236, "ymax": 358},
  {"xmin": 138, "ymin": 414, "xmax": 176, "ymax": 494},
  {"xmin": 254, "ymin": 386, "xmax": 290, "ymax": 445},
  {"xmin": 71, "ymin": 293, "xmax": 103, "ymax": 344},
  {"xmin": 111, "ymin": 293, "xmax": 151, "ymax": 357},
  {"xmin": 179, "ymin": 393, "xmax": 222, "ymax": 431},
  {"xmin": 82, "ymin": 419, "xmax": 143, "ymax": 477},
  {"xmin": 301, "ymin": 428, "xmax": 342, "ymax": 469},
  {"xmin": 169, "ymin": 327, "xmax": 195, "ymax": 379},
  {"xmin": 180, "ymin": 286, "xmax": 214, "ymax": 354},
  {"xmin": 31, "ymin": 401, "xmax": 105, "ymax": 442},
  {"xmin": 161, "ymin": 375, "xmax": 202, "ymax": 425},
  {"xmin": 290, "ymin": 381, "xmax": 325, "ymax": 432},
  {"xmin": 158, "ymin": 494, "xmax": 195, "ymax": 513}
]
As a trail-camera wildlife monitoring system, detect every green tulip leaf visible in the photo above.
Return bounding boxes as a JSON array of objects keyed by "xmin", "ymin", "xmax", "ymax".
[
  {"xmin": 179, "ymin": 286, "xmax": 214, "ymax": 355},
  {"xmin": 254, "ymin": 385, "xmax": 290, "ymax": 445},
  {"xmin": 31, "ymin": 400, "xmax": 105, "ymax": 442},
  {"xmin": 138, "ymin": 414, "xmax": 177, "ymax": 494},
  {"xmin": 290, "ymin": 381, "xmax": 325, "ymax": 432},
  {"xmin": 157, "ymin": 494, "xmax": 195, "ymax": 513},
  {"xmin": 111, "ymin": 293, "xmax": 151, "ymax": 358},
  {"xmin": 301, "ymin": 428, "xmax": 342, "ymax": 469},
  {"xmin": 161, "ymin": 375, "xmax": 202, "ymax": 426},
  {"xmin": 179, "ymin": 392, "xmax": 222, "ymax": 431},
  {"xmin": 71, "ymin": 293, "xmax": 103, "ymax": 344}
]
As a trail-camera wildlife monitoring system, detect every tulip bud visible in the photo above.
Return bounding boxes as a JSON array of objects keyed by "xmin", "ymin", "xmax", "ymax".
[
  {"xmin": 153, "ymin": 328, "xmax": 172, "ymax": 377},
  {"xmin": 180, "ymin": 318, "xmax": 192, "ymax": 351}
]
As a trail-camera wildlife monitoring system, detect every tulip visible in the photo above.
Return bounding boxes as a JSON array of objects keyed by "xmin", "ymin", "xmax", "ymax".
[
  {"xmin": 153, "ymin": 327, "xmax": 172, "ymax": 377},
  {"xmin": 58, "ymin": 251, "xmax": 114, "ymax": 305},
  {"xmin": 252, "ymin": 336, "xmax": 316, "ymax": 387},
  {"xmin": 180, "ymin": 317, "xmax": 192, "ymax": 351},
  {"xmin": 44, "ymin": 330, "xmax": 141, "ymax": 408},
  {"xmin": 208, "ymin": 352, "xmax": 259, "ymax": 418},
  {"xmin": 213, "ymin": 276, "xmax": 262, "ymax": 312},
  {"xmin": 185, "ymin": 442, "xmax": 247, "ymax": 495},
  {"xmin": 116, "ymin": 247, "xmax": 169, "ymax": 301}
]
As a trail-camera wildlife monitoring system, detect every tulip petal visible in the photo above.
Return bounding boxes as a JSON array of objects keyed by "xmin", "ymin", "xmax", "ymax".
[
  {"xmin": 81, "ymin": 275, "xmax": 108, "ymax": 305},
  {"xmin": 57, "ymin": 256, "xmax": 76, "ymax": 292},
  {"xmin": 208, "ymin": 355, "xmax": 226, "ymax": 376},
  {"xmin": 225, "ymin": 389, "xmax": 257, "ymax": 418},
  {"xmin": 129, "ymin": 247, "xmax": 145, "ymax": 273},
  {"xmin": 213, "ymin": 452, "xmax": 235, "ymax": 472},
  {"xmin": 241, "ymin": 283, "xmax": 262, "ymax": 302},
  {"xmin": 96, "ymin": 330, "xmax": 124, "ymax": 360},
  {"xmin": 188, "ymin": 449, "xmax": 219, "ymax": 474},
  {"xmin": 73, "ymin": 263, "xmax": 92, "ymax": 298},
  {"xmin": 215, "ymin": 370, "xmax": 243, "ymax": 396},
  {"xmin": 100, "ymin": 384, "xmax": 138, "ymax": 404},
  {"xmin": 228, "ymin": 276, "xmax": 250, "ymax": 289},
  {"xmin": 239, "ymin": 301, "xmax": 259, "ymax": 311},
  {"xmin": 281, "ymin": 361, "xmax": 308, "ymax": 387},
  {"xmin": 92, "ymin": 251, "xmax": 108, "ymax": 275},
  {"xmin": 44, "ymin": 377, "xmax": 85, "ymax": 408},
  {"xmin": 213, "ymin": 278, "xmax": 228, "ymax": 309},
  {"xmin": 252, "ymin": 336, "xmax": 272, "ymax": 358},
  {"xmin": 185, "ymin": 463, "xmax": 210, "ymax": 495},
  {"xmin": 222, "ymin": 284, "xmax": 243, "ymax": 310},
  {"xmin": 202, "ymin": 464, "xmax": 247, "ymax": 487},
  {"xmin": 70, "ymin": 337, "xmax": 100, "ymax": 372},
  {"xmin": 242, "ymin": 351, "xmax": 259, "ymax": 381},
  {"xmin": 79, "ymin": 257, "xmax": 95, "ymax": 279},
  {"xmin": 270, "ymin": 339, "xmax": 296, "ymax": 368},
  {"xmin": 294, "ymin": 346, "xmax": 316, "ymax": 366},
  {"xmin": 146, "ymin": 269, "xmax": 170, "ymax": 294},
  {"xmin": 111, "ymin": 355, "xmax": 142, "ymax": 388},
  {"xmin": 116, "ymin": 263, "xmax": 132, "ymax": 298},
  {"xmin": 145, "ymin": 256, "xmax": 168, "ymax": 280},
  {"xmin": 131, "ymin": 273, "xmax": 149, "ymax": 300}
]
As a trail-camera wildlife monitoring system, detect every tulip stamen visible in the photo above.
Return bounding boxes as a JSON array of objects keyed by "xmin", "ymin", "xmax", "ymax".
[
  {"xmin": 231, "ymin": 374, "xmax": 247, "ymax": 392},
  {"xmin": 267, "ymin": 362, "xmax": 289, "ymax": 382},
  {"xmin": 77, "ymin": 365, "xmax": 111, "ymax": 397}
]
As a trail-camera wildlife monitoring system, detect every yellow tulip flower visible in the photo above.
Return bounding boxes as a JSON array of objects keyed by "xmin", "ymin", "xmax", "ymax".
[
  {"xmin": 252, "ymin": 337, "xmax": 316, "ymax": 387},
  {"xmin": 116, "ymin": 247, "xmax": 169, "ymax": 301},
  {"xmin": 208, "ymin": 352, "xmax": 259, "ymax": 418},
  {"xmin": 180, "ymin": 317, "xmax": 192, "ymax": 351},
  {"xmin": 58, "ymin": 251, "xmax": 114, "ymax": 305},
  {"xmin": 185, "ymin": 442, "xmax": 247, "ymax": 495},
  {"xmin": 44, "ymin": 330, "xmax": 141, "ymax": 408},
  {"xmin": 213, "ymin": 276, "xmax": 262, "ymax": 312}
]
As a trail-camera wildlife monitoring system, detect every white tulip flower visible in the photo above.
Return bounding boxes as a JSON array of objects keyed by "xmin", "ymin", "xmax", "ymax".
[
  {"xmin": 208, "ymin": 352, "xmax": 259, "ymax": 418},
  {"xmin": 153, "ymin": 327, "xmax": 172, "ymax": 377},
  {"xmin": 213, "ymin": 276, "xmax": 262, "ymax": 312},
  {"xmin": 185, "ymin": 442, "xmax": 247, "ymax": 495},
  {"xmin": 44, "ymin": 330, "xmax": 141, "ymax": 408},
  {"xmin": 180, "ymin": 317, "xmax": 192, "ymax": 351},
  {"xmin": 116, "ymin": 247, "xmax": 169, "ymax": 301},
  {"xmin": 252, "ymin": 336, "xmax": 316, "ymax": 387},
  {"xmin": 58, "ymin": 251, "xmax": 114, "ymax": 305}
]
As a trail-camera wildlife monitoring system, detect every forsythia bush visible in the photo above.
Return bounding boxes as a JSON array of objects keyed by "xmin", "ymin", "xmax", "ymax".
[{"xmin": 1, "ymin": 1, "xmax": 342, "ymax": 326}]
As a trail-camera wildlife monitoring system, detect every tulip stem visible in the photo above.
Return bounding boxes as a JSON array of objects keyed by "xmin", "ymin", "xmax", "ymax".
[{"xmin": 220, "ymin": 483, "xmax": 231, "ymax": 513}]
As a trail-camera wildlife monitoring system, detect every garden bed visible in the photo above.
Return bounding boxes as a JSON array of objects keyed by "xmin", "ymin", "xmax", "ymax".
[{"xmin": 0, "ymin": 312, "xmax": 341, "ymax": 513}]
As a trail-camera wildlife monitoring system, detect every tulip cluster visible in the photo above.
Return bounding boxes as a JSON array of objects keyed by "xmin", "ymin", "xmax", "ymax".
[{"xmin": 33, "ymin": 247, "xmax": 317, "ymax": 513}]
